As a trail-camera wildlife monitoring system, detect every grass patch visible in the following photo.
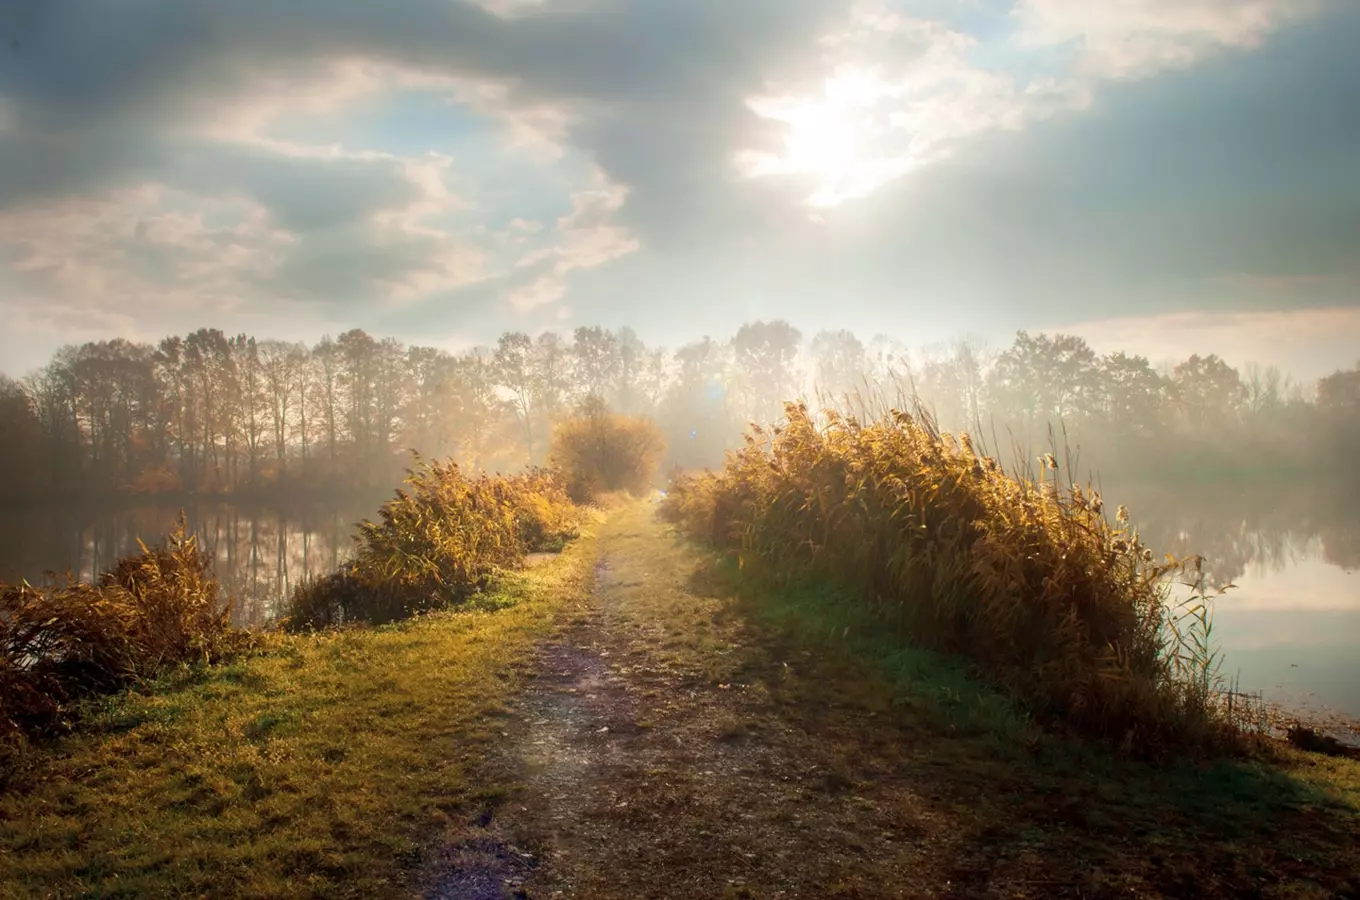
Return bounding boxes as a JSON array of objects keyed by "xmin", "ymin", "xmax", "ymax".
[{"xmin": 0, "ymin": 524, "xmax": 599, "ymax": 899}]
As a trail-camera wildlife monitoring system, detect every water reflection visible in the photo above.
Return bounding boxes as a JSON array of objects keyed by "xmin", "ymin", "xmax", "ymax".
[
  {"xmin": 1107, "ymin": 481, "xmax": 1359, "ymax": 718},
  {"xmin": 0, "ymin": 501, "xmax": 379, "ymax": 627},
  {"xmin": 0, "ymin": 482, "xmax": 1355, "ymax": 716}
]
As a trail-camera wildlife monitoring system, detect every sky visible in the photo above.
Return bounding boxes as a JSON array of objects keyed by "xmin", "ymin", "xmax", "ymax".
[{"xmin": 0, "ymin": 0, "xmax": 1357, "ymax": 381}]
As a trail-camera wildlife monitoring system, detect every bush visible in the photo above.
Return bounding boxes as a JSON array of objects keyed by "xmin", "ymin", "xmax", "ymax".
[
  {"xmin": 1, "ymin": 518, "xmax": 249, "ymax": 751},
  {"xmin": 283, "ymin": 456, "xmax": 579, "ymax": 629},
  {"xmin": 549, "ymin": 398, "xmax": 666, "ymax": 502},
  {"xmin": 662, "ymin": 402, "xmax": 1241, "ymax": 757}
]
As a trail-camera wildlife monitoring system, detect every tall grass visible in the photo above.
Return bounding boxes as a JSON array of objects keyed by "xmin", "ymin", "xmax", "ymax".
[
  {"xmin": 1, "ymin": 518, "xmax": 249, "ymax": 767},
  {"xmin": 284, "ymin": 455, "xmax": 579, "ymax": 629},
  {"xmin": 662, "ymin": 401, "xmax": 1246, "ymax": 757}
]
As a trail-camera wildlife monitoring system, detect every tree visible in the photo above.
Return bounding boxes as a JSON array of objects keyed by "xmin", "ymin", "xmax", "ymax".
[
  {"xmin": 730, "ymin": 320, "xmax": 802, "ymax": 425},
  {"xmin": 809, "ymin": 329, "xmax": 868, "ymax": 404},
  {"xmin": 914, "ymin": 340, "xmax": 989, "ymax": 434},
  {"xmin": 570, "ymin": 326, "xmax": 620, "ymax": 401},
  {"xmin": 988, "ymin": 332, "xmax": 1100, "ymax": 433},
  {"xmin": 312, "ymin": 336, "xmax": 345, "ymax": 471},
  {"xmin": 661, "ymin": 337, "xmax": 736, "ymax": 469},
  {"xmin": 231, "ymin": 334, "xmax": 267, "ymax": 488},
  {"xmin": 1172, "ymin": 354, "xmax": 1244, "ymax": 434},
  {"xmin": 259, "ymin": 340, "xmax": 308, "ymax": 480},
  {"xmin": 0, "ymin": 375, "xmax": 47, "ymax": 498},
  {"xmin": 493, "ymin": 332, "xmax": 538, "ymax": 462},
  {"xmin": 532, "ymin": 331, "xmax": 572, "ymax": 438},
  {"xmin": 1097, "ymin": 351, "xmax": 1166, "ymax": 438}
]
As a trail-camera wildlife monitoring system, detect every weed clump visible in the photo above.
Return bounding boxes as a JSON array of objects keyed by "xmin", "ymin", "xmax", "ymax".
[
  {"xmin": 284, "ymin": 456, "xmax": 579, "ymax": 629},
  {"xmin": 549, "ymin": 397, "xmax": 665, "ymax": 503},
  {"xmin": 662, "ymin": 402, "xmax": 1242, "ymax": 757},
  {"xmin": 1, "ymin": 518, "xmax": 248, "ymax": 762}
]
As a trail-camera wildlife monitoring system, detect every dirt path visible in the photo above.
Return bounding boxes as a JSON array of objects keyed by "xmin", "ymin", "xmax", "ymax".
[
  {"xmin": 427, "ymin": 503, "xmax": 1360, "ymax": 900},
  {"xmin": 426, "ymin": 504, "xmax": 966, "ymax": 900}
]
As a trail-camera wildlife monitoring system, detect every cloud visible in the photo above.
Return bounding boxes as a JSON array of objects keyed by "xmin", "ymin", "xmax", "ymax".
[
  {"xmin": 0, "ymin": 0, "xmax": 1355, "ymax": 378},
  {"xmin": 735, "ymin": 0, "xmax": 1326, "ymax": 207},
  {"xmin": 0, "ymin": 183, "xmax": 294, "ymax": 315},
  {"xmin": 1012, "ymin": 0, "xmax": 1318, "ymax": 80},
  {"xmin": 509, "ymin": 174, "xmax": 640, "ymax": 311}
]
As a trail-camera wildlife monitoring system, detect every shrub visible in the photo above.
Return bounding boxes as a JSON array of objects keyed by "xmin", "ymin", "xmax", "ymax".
[
  {"xmin": 662, "ymin": 402, "xmax": 1240, "ymax": 757},
  {"xmin": 549, "ymin": 397, "xmax": 666, "ymax": 502},
  {"xmin": 283, "ymin": 456, "xmax": 579, "ymax": 629},
  {"xmin": 1, "ymin": 517, "xmax": 248, "ymax": 751}
]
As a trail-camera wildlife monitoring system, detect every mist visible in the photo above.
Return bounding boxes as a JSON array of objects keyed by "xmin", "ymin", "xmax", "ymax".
[{"xmin": 4, "ymin": 1, "xmax": 1360, "ymax": 895}]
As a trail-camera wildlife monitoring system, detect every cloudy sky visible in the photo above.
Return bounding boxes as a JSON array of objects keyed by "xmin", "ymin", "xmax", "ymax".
[{"xmin": 1, "ymin": 0, "xmax": 1357, "ymax": 380}]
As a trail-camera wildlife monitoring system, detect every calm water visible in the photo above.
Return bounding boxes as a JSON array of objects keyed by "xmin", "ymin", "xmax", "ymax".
[
  {"xmin": 0, "ymin": 500, "xmax": 379, "ymax": 628},
  {"xmin": 1104, "ymin": 481, "xmax": 1359, "ymax": 722},
  {"xmin": 1, "ymin": 483, "xmax": 1356, "ymax": 718}
]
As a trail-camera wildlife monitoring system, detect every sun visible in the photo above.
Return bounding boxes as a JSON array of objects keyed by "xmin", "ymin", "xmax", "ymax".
[{"xmin": 740, "ymin": 69, "xmax": 904, "ymax": 208}]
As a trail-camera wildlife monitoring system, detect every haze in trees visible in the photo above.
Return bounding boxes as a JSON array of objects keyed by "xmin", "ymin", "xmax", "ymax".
[{"xmin": 1, "ymin": 321, "xmax": 1355, "ymax": 503}]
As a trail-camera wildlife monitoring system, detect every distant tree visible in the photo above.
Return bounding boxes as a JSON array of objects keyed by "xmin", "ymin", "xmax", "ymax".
[
  {"xmin": 1171, "ymin": 354, "xmax": 1244, "ymax": 434},
  {"xmin": 259, "ymin": 340, "xmax": 308, "ymax": 479},
  {"xmin": 988, "ymin": 331, "xmax": 1100, "ymax": 433},
  {"xmin": 731, "ymin": 320, "xmax": 802, "ymax": 425},
  {"xmin": 915, "ymin": 339, "xmax": 990, "ymax": 434},
  {"xmin": 661, "ymin": 337, "xmax": 736, "ymax": 469},
  {"xmin": 0, "ymin": 375, "xmax": 47, "ymax": 498},
  {"xmin": 809, "ymin": 329, "xmax": 868, "ymax": 404},
  {"xmin": 570, "ymin": 326, "xmax": 621, "ymax": 400},
  {"xmin": 1097, "ymin": 351, "xmax": 1166, "ymax": 438},
  {"xmin": 493, "ymin": 332, "xmax": 538, "ymax": 462},
  {"xmin": 311, "ymin": 336, "xmax": 345, "ymax": 471}
]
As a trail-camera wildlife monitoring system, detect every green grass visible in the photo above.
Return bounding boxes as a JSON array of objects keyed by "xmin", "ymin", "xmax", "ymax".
[{"xmin": 0, "ymin": 524, "xmax": 598, "ymax": 899}]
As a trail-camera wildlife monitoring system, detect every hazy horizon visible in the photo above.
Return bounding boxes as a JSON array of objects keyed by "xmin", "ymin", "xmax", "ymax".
[{"xmin": 2, "ymin": 1, "xmax": 1359, "ymax": 380}]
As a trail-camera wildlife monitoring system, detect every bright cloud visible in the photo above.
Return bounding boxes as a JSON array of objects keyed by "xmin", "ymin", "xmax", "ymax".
[
  {"xmin": 739, "ymin": 0, "xmax": 1323, "ymax": 207},
  {"xmin": 1012, "ymin": 0, "xmax": 1318, "ymax": 79}
]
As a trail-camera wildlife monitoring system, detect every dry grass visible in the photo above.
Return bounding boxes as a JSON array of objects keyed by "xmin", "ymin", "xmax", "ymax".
[
  {"xmin": 662, "ymin": 402, "xmax": 1249, "ymax": 757},
  {"xmin": 549, "ymin": 399, "xmax": 665, "ymax": 502},
  {"xmin": 284, "ymin": 456, "xmax": 579, "ymax": 628},
  {"xmin": 1, "ymin": 517, "xmax": 254, "ymax": 777}
]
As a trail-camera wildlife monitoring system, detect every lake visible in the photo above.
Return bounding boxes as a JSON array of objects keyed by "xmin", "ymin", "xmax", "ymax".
[
  {"xmin": 0, "ymin": 483, "xmax": 1356, "ymax": 720},
  {"xmin": 0, "ymin": 499, "xmax": 381, "ymax": 629}
]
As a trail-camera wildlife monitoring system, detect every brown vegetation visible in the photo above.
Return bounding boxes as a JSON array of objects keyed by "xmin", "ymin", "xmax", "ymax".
[
  {"xmin": 663, "ymin": 402, "xmax": 1248, "ymax": 757},
  {"xmin": 1, "ymin": 518, "xmax": 251, "ymax": 770},
  {"xmin": 284, "ymin": 456, "xmax": 580, "ymax": 629},
  {"xmin": 549, "ymin": 398, "xmax": 666, "ymax": 502}
]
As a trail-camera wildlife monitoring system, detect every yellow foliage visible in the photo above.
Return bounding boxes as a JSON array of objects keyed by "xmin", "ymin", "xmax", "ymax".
[
  {"xmin": 663, "ymin": 402, "xmax": 1239, "ymax": 755},
  {"xmin": 285, "ymin": 455, "xmax": 580, "ymax": 628},
  {"xmin": 549, "ymin": 403, "xmax": 665, "ymax": 502}
]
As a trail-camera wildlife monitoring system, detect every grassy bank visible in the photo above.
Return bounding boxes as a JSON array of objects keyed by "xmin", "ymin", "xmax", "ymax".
[
  {"xmin": 663, "ymin": 403, "xmax": 1256, "ymax": 756},
  {"xmin": 599, "ymin": 502, "xmax": 1360, "ymax": 898},
  {"xmin": 0, "ymin": 519, "xmax": 598, "ymax": 899}
]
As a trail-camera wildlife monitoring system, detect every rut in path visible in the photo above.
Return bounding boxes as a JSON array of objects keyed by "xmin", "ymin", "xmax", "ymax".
[{"xmin": 429, "ymin": 512, "xmax": 960, "ymax": 900}]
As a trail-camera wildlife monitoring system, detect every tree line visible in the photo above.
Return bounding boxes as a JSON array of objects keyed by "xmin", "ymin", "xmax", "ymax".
[{"xmin": 1, "ymin": 321, "xmax": 1356, "ymax": 501}]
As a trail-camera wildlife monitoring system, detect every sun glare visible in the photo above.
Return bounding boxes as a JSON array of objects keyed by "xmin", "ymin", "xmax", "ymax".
[{"xmin": 742, "ymin": 69, "xmax": 907, "ymax": 208}]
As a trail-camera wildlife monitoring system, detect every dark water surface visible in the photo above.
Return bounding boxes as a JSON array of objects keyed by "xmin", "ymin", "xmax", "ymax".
[
  {"xmin": 1, "ymin": 482, "xmax": 1356, "ymax": 718},
  {"xmin": 0, "ymin": 499, "xmax": 380, "ymax": 628}
]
